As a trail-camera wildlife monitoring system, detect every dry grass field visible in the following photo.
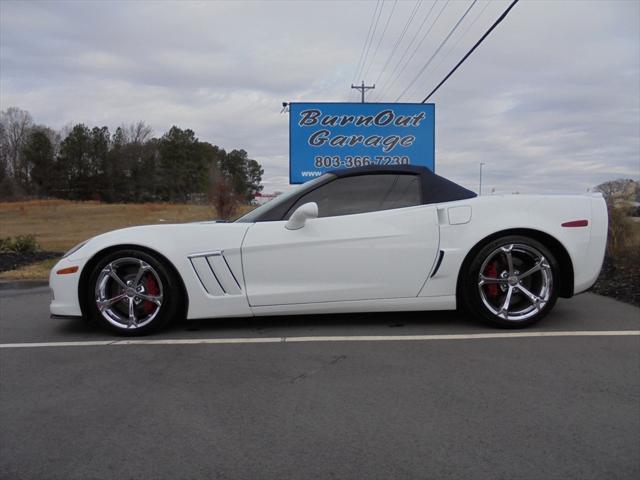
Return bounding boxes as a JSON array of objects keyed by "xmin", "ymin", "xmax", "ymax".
[
  {"xmin": 0, "ymin": 200, "xmax": 252, "ymax": 280},
  {"xmin": 0, "ymin": 200, "xmax": 244, "ymax": 251}
]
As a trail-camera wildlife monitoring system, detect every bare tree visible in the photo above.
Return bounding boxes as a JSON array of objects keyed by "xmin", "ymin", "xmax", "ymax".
[
  {"xmin": 0, "ymin": 107, "xmax": 33, "ymax": 184},
  {"xmin": 595, "ymin": 178, "xmax": 638, "ymax": 205},
  {"xmin": 122, "ymin": 121, "xmax": 153, "ymax": 144},
  {"xmin": 0, "ymin": 121, "xmax": 7, "ymax": 180},
  {"xmin": 208, "ymin": 164, "xmax": 240, "ymax": 220}
]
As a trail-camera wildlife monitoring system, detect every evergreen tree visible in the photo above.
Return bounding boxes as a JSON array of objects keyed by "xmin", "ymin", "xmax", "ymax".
[
  {"xmin": 57, "ymin": 124, "xmax": 92, "ymax": 199},
  {"xmin": 1, "ymin": 107, "xmax": 264, "ymax": 204},
  {"xmin": 158, "ymin": 126, "xmax": 207, "ymax": 202},
  {"xmin": 21, "ymin": 128, "xmax": 54, "ymax": 195}
]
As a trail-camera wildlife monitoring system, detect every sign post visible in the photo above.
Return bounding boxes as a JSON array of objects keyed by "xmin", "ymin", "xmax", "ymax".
[{"xmin": 289, "ymin": 102, "xmax": 435, "ymax": 184}]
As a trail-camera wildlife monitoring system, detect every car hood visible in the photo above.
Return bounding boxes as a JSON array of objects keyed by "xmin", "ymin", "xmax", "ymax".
[{"xmin": 66, "ymin": 222, "xmax": 252, "ymax": 263}]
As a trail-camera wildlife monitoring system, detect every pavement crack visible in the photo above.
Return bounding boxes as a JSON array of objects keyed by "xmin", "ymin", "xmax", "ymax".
[{"xmin": 290, "ymin": 355, "xmax": 346, "ymax": 384}]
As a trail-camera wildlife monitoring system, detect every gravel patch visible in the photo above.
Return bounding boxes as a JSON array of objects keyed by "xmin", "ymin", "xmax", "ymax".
[{"xmin": 591, "ymin": 251, "xmax": 640, "ymax": 307}]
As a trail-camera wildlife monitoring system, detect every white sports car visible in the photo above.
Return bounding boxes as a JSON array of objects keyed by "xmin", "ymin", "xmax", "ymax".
[{"xmin": 50, "ymin": 166, "xmax": 608, "ymax": 335}]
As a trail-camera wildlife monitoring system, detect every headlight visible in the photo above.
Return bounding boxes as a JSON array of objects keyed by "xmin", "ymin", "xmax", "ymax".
[{"xmin": 62, "ymin": 240, "xmax": 89, "ymax": 258}]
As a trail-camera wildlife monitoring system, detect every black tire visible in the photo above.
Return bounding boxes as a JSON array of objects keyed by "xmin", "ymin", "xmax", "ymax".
[
  {"xmin": 85, "ymin": 249, "xmax": 181, "ymax": 335},
  {"xmin": 461, "ymin": 235, "xmax": 559, "ymax": 328}
]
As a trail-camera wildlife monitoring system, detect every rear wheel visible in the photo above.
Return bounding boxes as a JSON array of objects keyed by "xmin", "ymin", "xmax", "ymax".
[
  {"xmin": 86, "ymin": 249, "xmax": 180, "ymax": 335},
  {"xmin": 462, "ymin": 235, "xmax": 559, "ymax": 328}
]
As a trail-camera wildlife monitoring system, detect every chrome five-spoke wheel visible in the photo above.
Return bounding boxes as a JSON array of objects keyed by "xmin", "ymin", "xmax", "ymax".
[
  {"xmin": 478, "ymin": 243, "xmax": 553, "ymax": 322},
  {"xmin": 95, "ymin": 257, "xmax": 164, "ymax": 330},
  {"xmin": 463, "ymin": 235, "xmax": 559, "ymax": 328},
  {"xmin": 88, "ymin": 249, "xmax": 180, "ymax": 335}
]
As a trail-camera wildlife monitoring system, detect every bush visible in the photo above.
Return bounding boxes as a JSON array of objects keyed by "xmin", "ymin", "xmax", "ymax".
[
  {"xmin": 606, "ymin": 204, "xmax": 635, "ymax": 256},
  {"xmin": 208, "ymin": 174, "xmax": 241, "ymax": 221},
  {"xmin": 0, "ymin": 235, "xmax": 40, "ymax": 254}
]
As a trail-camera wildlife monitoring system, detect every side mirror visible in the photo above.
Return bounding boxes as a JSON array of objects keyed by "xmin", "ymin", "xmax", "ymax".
[{"xmin": 285, "ymin": 202, "xmax": 318, "ymax": 230}]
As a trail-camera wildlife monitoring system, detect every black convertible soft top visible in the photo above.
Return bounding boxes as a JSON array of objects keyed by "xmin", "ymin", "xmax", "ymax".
[
  {"xmin": 328, "ymin": 165, "xmax": 477, "ymax": 204},
  {"xmin": 236, "ymin": 165, "xmax": 475, "ymax": 222}
]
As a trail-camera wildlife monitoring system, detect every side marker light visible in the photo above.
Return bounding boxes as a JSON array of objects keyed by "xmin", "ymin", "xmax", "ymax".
[
  {"xmin": 56, "ymin": 266, "xmax": 79, "ymax": 275},
  {"xmin": 561, "ymin": 220, "xmax": 589, "ymax": 228}
]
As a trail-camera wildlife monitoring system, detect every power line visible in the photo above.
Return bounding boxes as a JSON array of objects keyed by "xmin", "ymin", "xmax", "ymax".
[
  {"xmin": 395, "ymin": 0, "xmax": 478, "ymax": 102},
  {"xmin": 363, "ymin": 0, "xmax": 399, "ymax": 81},
  {"xmin": 376, "ymin": 0, "xmax": 446, "ymax": 101},
  {"xmin": 371, "ymin": 0, "xmax": 422, "ymax": 98},
  {"xmin": 353, "ymin": 0, "xmax": 385, "ymax": 86},
  {"xmin": 421, "ymin": 0, "xmax": 520, "ymax": 103},
  {"xmin": 429, "ymin": 0, "xmax": 492, "ymax": 81},
  {"xmin": 375, "ymin": 0, "xmax": 441, "ymax": 100},
  {"xmin": 351, "ymin": 0, "xmax": 381, "ymax": 82},
  {"xmin": 350, "ymin": 0, "xmax": 382, "ymax": 99},
  {"xmin": 393, "ymin": 0, "xmax": 488, "ymax": 101}
]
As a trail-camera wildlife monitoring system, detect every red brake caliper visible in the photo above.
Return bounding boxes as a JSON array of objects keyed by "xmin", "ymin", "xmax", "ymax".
[
  {"xmin": 484, "ymin": 262, "xmax": 499, "ymax": 299},
  {"xmin": 143, "ymin": 274, "xmax": 159, "ymax": 314}
]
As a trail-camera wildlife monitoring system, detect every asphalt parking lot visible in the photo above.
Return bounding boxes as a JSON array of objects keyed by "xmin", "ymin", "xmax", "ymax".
[{"xmin": 1, "ymin": 287, "xmax": 639, "ymax": 480}]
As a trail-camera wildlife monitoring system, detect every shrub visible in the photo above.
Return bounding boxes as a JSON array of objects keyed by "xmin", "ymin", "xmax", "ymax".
[
  {"xmin": 0, "ymin": 235, "xmax": 40, "ymax": 254},
  {"xmin": 208, "ymin": 173, "xmax": 241, "ymax": 221},
  {"xmin": 606, "ymin": 204, "xmax": 635, "ymax": 256}
]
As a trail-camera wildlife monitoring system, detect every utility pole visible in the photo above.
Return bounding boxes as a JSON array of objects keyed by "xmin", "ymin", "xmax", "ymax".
[
  {"xmin": 479, "ymin": 162, "xmax": 485, "ymax": 196},
  {"xmin": 351, "ymin": 81, "xmax": 375, "ymax": 103}
]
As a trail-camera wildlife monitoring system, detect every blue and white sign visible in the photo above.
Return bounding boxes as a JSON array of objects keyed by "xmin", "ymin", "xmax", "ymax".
[{"xmin": 289, "ymin": 102, "xmax": 435, "ymax": 184}]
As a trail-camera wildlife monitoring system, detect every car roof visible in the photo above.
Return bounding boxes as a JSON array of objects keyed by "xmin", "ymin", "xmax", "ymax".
[
  {"xmin": 327, "ymin": 164, "xmax": 477, "ymax": 204},
  {"xmin": 327, "ymin": 164, "xmax": 429, "ymax": 177},
  {"xmin": 235, "ymin": 165, "xmax": 476, "ymax": 223}
]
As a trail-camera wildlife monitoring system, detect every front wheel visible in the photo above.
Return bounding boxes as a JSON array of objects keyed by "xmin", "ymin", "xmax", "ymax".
[
  {"xmin": 86, "ymin": 249, "xmax": 181, "ymax": 335},
  {"xmin": 461, "ymin": 236, "xmax": 559, "ymax": 328}
]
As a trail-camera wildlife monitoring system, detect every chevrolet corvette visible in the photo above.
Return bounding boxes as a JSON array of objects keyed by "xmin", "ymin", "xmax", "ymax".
[{"xmin": 50, "ymin": 166, "xmax": 608, "ymax": 335}]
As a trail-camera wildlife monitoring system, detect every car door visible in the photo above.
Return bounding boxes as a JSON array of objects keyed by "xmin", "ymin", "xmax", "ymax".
[{"xmin": 241, "ymin": 173, "xmax": 440, "ymax": 306}]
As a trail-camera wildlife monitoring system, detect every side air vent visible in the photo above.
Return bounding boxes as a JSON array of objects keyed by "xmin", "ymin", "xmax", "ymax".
[
  {"xmin": 189, "ymin": 251, "xmax": 242, "ymax": 296},
  {"xmin": 430, "ymin": 250, "xmax": 445, "ymax": 278}
]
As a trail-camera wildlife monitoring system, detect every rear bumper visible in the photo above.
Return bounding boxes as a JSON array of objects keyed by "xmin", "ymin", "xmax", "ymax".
[{"xmin": 573, "ymin": 197, "xmax": 608, "ymax": 294}]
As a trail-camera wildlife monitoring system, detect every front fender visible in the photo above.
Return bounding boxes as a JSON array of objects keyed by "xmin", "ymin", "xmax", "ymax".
[{"xmin": 50, "ymin": 223, "xmax": 253, "ymax": 319}]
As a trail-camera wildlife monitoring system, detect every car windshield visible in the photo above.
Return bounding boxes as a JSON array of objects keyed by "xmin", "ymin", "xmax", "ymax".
[{"xmin": 234, "ymin": 174, "xmax": 329, "ymax": 223}]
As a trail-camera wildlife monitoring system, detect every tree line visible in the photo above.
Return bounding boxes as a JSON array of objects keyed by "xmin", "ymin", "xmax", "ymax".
[{"xmin": 0, "ymin": 107, "xmax": 264, "ymax": 205}]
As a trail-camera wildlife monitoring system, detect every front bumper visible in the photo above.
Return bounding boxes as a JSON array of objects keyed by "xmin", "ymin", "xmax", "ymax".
[
  {"xmin": 49, "ymin": 256, "xmax": 87, "ymax": 317},
  {"xmin": 50, "ymin": 314, "xmax": 82, "ymax": 321}
]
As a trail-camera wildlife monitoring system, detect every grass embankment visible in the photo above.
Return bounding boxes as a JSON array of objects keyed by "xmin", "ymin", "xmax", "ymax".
[
  {"xmin": 1, "ymin": 258, "xmax": 59, "ymax": 280},
  {"xmin": 0, "ymin": 200, "xmax": 250, "ymax": 280}
]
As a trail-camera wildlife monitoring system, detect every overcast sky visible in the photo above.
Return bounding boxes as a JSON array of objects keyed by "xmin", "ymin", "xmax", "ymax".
[{"xmin": 1, "ymin": 0, "xmax": 638, "ymax": 193}]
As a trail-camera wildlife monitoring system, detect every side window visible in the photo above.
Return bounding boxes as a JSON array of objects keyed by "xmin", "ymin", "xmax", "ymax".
[{"xmin": 284, "ymin": 174, "xmax": 421, "ymax": 219}]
